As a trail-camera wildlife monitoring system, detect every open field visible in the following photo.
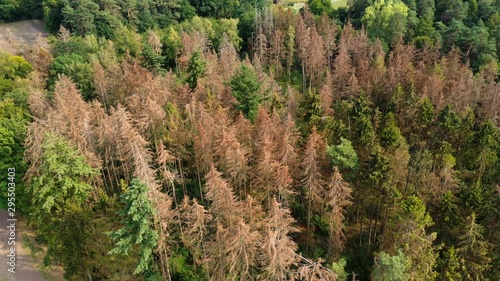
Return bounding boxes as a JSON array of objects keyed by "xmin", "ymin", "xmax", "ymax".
[
  {"xmin": 284, "ymin": 0, "xmax": 348, "ymax": 11},
  {"xmin": 0, "ymin": 20, "xmax": 47, "ymax": 48}
]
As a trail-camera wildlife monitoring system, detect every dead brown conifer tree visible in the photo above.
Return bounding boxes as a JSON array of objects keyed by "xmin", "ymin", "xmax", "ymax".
[
  {"xmin": 260, "ymin": 197, "xmax": 300, "ymax": 280},
  {"xmin": 324, "ymin": 168, "xmax": 352, "ymax": 259},
  {"xmin": 301, "ymin": 128, "xmax": 326, "ymax": 254}
]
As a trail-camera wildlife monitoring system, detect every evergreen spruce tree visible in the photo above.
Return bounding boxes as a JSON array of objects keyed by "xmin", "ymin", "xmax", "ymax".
[
  {"xmin": 457, "ymin": 213, "xmax": 491, "ymax": 281},
  {"xmin": 229, "ymin": 64, "xmax": 261, "ymax": 121},
  {"xmin": 186, "ymin": 51, "xmax": 206, "ymax": 91},
  {"xmin": 108, "ymin": 179, "xmax": 159, "ymax": 275}
]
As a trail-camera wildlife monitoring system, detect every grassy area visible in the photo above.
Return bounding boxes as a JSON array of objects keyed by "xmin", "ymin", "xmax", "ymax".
[
  {"xmin": 283, "ymin": 0, "xmax": 348, "ymax": 11},
  {"xmin": 332, "ymin": 0, "xmax": 348, "ymax": 9}
]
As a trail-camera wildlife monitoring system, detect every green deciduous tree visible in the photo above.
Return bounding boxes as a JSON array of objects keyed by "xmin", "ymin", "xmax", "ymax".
[
  {"xmin": 31, "ymin": 133, "xmax": 98, "ymax": 214},
  {"xmin": 308, "ymin": 0, "xmax": 333, "ymax": 16},
  {"xmin": 48, "ymin": 54, "xmax": 95, "ymax": 100},
  {"xmin": 372, "ymin": 251, "xmax": 410, "ymax": 281},
  {"xmin": 29, "ymin": 133, "xmax": 99, "ymax": 279},
  {"xmin": 326, "ymin": 137, "xmax": 359, "ymax": 176},
  {"xmin": 362, "ymin": 0, "xmax": 410, "ymax": 45}
]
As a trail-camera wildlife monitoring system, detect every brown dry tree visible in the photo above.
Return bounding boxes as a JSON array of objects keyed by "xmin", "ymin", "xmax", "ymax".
[
  {"xmin": 251, "ymin": 109, "xmax": 294, "ymax": 206},
  {"xmin": 219, "ymin": 33, "xmax": 240, "ymax": 80},
  {"xmin": 270, "ymin": 29, "xmax": 285, "ymax": 77},
  {"xmin": 301, "ymin": 128, "xmax": 326, "ymax": 254},
  {"xmin": 332, "ymin": 33, "xmax": 356, "ymax": 100},
  {"xmin": 253, "ymin": 25, "xmax": 269, "ymax": 67},
  {"xmin": 320, "ymin": 70, "xmax": 334, "ymax": 116},
  {"xmin": 214, "ymin": 128, "xmax": 251, "ymax": 198},
  {"xmin": 260, "ymin": 197, "xmax": 300, "ymax": 280},
  {"xmin": 204, "ymin": 166, "xmax": 262, "ymax": 280},
  {"xmin": 295, "ymin": 257, "xmax": 337, "ymax": 281},
  {"xmin": 317, "ymin": 15, "xmax": 337, "ymax": 68},
  {"xmin": 324, "ymin": 168, "xmax": 353, "ymax": 259},
  {"xmin": 295, "ymin": 16, "xmax": 310, "ymax": 94},
  {"xmin": 306, "ymin": 27, "xmax": 325, "ymax": 90},
  {"xmin": 204, "ymin": 165, "xmax": 243, "ymax": 224},
  {"xmin": 276, "ymin": 114, "xmax": 300, "ymax": 177},
  {"xmin": 177, "ymin": 197, "xmax": 212, "ymax": 277}
]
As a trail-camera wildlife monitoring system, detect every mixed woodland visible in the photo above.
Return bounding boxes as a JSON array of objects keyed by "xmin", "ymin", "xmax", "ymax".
[{"xmin": 0, "ymin": 0, "xmax": 499, "ymax": 280}]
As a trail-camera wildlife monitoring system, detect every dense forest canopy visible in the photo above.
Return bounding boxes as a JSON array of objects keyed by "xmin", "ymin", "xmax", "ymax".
[{"xmin": 0, "ymin": 0, "xmax": 499, "ymax": 280}]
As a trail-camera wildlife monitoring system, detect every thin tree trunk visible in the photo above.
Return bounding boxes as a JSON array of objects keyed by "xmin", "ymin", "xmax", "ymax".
[
  {"xmin": 302, "ymin": 59, "xmax": 306, "ymax": 95},
  {"xmin": 373, "ymin": 193, "xmax": 383, "ymax": 244},
  {"xmin": 367, "ymin": 219, "xmax": 373, "ymax": 249},
  {"xmin": 358, "ymin": 201, "xmax": 365, "ymax": 246},
  {"xmin": 195, "ymin": 163, "xmax": 204, "ymax": 203},
  {"xmin": 306, "ymin": 198, "xmax": 312, "ymax": 255}
]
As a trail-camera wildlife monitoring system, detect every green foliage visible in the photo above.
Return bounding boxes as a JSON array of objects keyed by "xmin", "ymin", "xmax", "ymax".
[
  {"xmin": 229, "ymin": 64, "xmax": 261, "ymax": 121},
  {"xmin": 210, "ymin": 18, "xmax": 241, "ymax": 51},
  {"xmin": 457, "ymin": 213, "xmax": 491, "ymax": 281},
  {"xmin": 474, "ymin": 121, "xmax": 499, "ymax": 174},
  {"xmin": 382, "ymin": 195, "xmax": 439, "ymax": 280},
  {"xmin": 438, "ymin": 106, "xmax": 461, "ymax": 132},
  {"xmin": 362, "ymin": 0, "xmax": 410, "ymax": 45},
  {"xmin": 186, "ymin": 50, "xmax": 207, "ymax": 91},
  {"xmin": 372, "ymin": 251, "xmax": 409, "ymax": 281},
  {"xmin": 170, "ymin": 247, "xmax": 208, "ymax": 281},
  {"xmin": 178, "ymin": 16, "xmax": 242, "ymax": 51},
  {"xmin": 42, "ymin": 0, "xmax": 186, "ymax": 34},
  {"xmin": 0, "ymin": 53, "xmax": 32, "ymax": 79},
  {"xmin": 5, "ymin": 2, "xmax": 500, "ymax": 280},
  {"xmin": 440, "ymin": 19, "xmax": 497, "ymax": 71},
  {"xmin": 438, "ymin": 246, "xmax": 462, "ymax": 281},
  {"xmin": 0, "ymin": 0, "xmax": 43, "ymax": 21},
  {"xmin": 351, "ymin": 95, "xmax": 376, "ymax": 149},
  {"xmin": 31, "ymin": 133, "xmax": 98, "ymax": 213},
  {"xmin": 108, "ymin": 179, "xmax": 159, "ymax": 275},
  {"xmin": 0, "ymin": 53, "xmax": 32, "ymax": 93},
  {"xmin": 308, "ymin": 0, "xmax": 333, "ymax": 16},
  {"xmin": 0, "ymin": 99, "xmax": 28, "ymax": 210},
  {"xmin": 380, "ymin": 112, "xmax": 404, "ymax": 149},
  {"xmin": 160, "ymin": 26, "xmax": 182, "ymax": 64},
  {"xmin": 418, "ymin": 97, "xmax": 435, "ymax": 125},
  {"xmin": 48, "ymin": 54, "xmax": 95, "ymax": 100},
  {"xmin": 189, "ymin": 0, "xmax": 241, "ymax": 18},
  {"xmin": 363, "ymin": 145, "xmax": 391, "ymax": 187},
  {"xmin": 114, "ymin": 26, "xmax": 143, "ymax": 56},
  {"xmin": 330, "ymin": 258, "xmax": 349, "ymax": 281},
  {"xmin": 95, "ymin": 9, "xmax": 123, "ymax": 38},
  {"xmin": 86, "ymin": 196, "xmax": 142, "ymax": 280},
  {"xmin": 0, "ymin": 0, "xmax": 21, "ymax": 21},
  {"xmin": 399, "ymin": 195, "xmax": 433, "ymax": 227},
  {"xmin": 326, "ymin": 137, "xmax": 359, "ymax": 174},
  {"xmin": 141, "ymin": 42, "xmax": 164, "ymax": 73},
  {"xmin": 52, "ymin": 34, "xmax": 99, "ymax": 58},
  {"xmin": 30, "ymin": 133, "xmax": 99, "ymax": 278},
  {"xmin": 0, "ymin": 52, "xmax": 31, "ymax": 210},
  {"xmin": 61, "ymin": 0, "xmax": 100, "ymax": 35}
]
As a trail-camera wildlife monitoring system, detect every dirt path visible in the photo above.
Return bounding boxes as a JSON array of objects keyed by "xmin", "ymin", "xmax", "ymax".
[{"xmin": 0, "ymin": 210, "xmax": 44, "ymax": 281}]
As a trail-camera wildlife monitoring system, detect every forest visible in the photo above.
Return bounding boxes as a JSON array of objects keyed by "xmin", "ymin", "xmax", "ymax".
[{"xmin": 0, "ymin": 0, "xmax": 499, "ymax": 280}]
